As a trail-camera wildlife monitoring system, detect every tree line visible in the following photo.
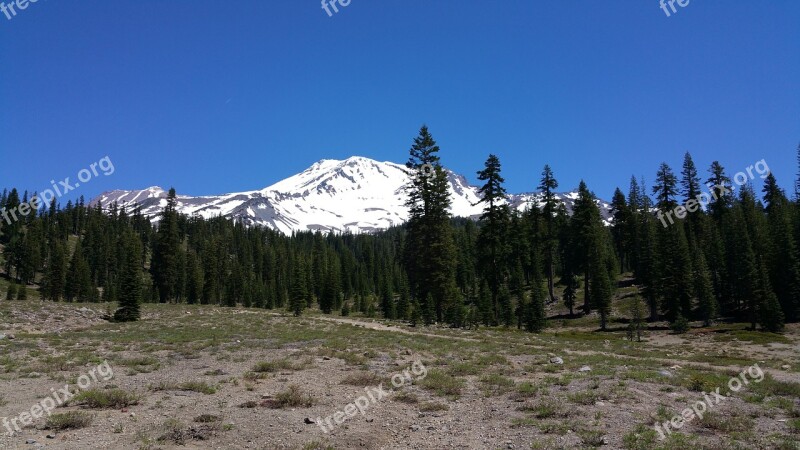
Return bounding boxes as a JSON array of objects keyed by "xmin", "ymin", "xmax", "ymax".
[{"xmin": 1, "ymin": 129, "xmax": 797, "ymax": 333}]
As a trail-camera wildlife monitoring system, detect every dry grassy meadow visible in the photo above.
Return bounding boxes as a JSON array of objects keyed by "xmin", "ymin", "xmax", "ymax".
[{"xmin": 0, "ymin": 294, "xmax": 798, "ymax": 450}]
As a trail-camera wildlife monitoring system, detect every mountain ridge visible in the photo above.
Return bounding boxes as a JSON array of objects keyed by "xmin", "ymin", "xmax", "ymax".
[{"xmin": 90, "ymin": 156, "xmax": 612, "ymax": 234}]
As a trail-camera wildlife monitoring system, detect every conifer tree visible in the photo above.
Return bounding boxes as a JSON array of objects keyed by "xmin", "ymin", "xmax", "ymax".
[
  {"xmin": 396, "ymin": 274, "xmax": 411, "ymax": 320},
  {"xmin": 289, "ymin": 258, "xmax": 307, "ymax": 316},
  {"xmin": 525, "ymin": 269, "xmax": 547, "ymax": 332},
  {"xmin": 538, "ymin": 165, "xmax": 560, "ymax": 302},
  {"xmin": 610, "ymin": 188, "xmax": 631, "ymax": 272},
  {"xmin": 691, "ymin": 246, "xmax": 717, "ymax": 326},
  {"xmin": 320, "ymin": 254, "xmax": 341, "ymax": 314},
  {"xmin": 626, "ymin": 296, "xmax": 645, "ymax": 342},
  {"xmin": 476, "ymin": 154, "xmax": 510, "ymax": 323},
  {"xmin": 636, "ymin": 189, "xmax": 662, "ymax": 321},
  {"xmin": 409, "ymin": 298, "xmax": 421, "ymax": 326},
  {"xmin": 114, "ymin": 231, "xmax": 142, "ymax": 322},
  {"xmin": 681, "ymin": 153, "xmax": 701, "ymax": 203},
  {"xmin": 477, "ymin": 280, "xmax": 493, "ymax": 326},
  {"xmin": 497, "ymin": 285, "xmax": 513, "ymax": 327},
  {"xmin": 562, "ymin": 273, "xmax": 578, "ymax": 317},
  {"xmin": 43, "ymin": 239, "xmax": 67, "ymax": 301},
  {"xmin": 706, "ymin": 161, "xmax": 732, "ymax": 220},
  {"xmin": 403, "ymin": 126, "xmax": 459, "ymax": 324},
  {"xmin": 653, "ymin": 162, "xmax": 679, "ymax": 211},
  {"xmin": 185, "ymin": 251, "xmax": 203, "ymax": 305},
  {"xmin": 570, "ymin": 181, "xmax": 613, "ymax": 315},
  {"xmin": 681, "ymin": 152, "xmax": 704, "ymax": 240},
  {"xmin": 659, "ymin": 223, "xmax": 694, "ymax": 322},
  {"xmin": 151, "ymin": 188, "xmax": 181, "ymax": 303},
  {"xmin": 727, "ymin": 206, "xmax": 759, "ymax": 328},
  {"xmin": 756, "ymin": 259, "xmax": 784, "ymax": 332},
  {"xmin": 380, "ymin": 273, "xmax": 395, "ymax": 319},
  {"xmin": 591, "ymin": 239, "xmax": 614, "ymax": 330},
  {"xmin": 763, "ymin": 174, "xmax": 800, "ymax": 322},
  {"xmin": 65, "ymin": 239, "xmax": 93, "ymax": 302}
]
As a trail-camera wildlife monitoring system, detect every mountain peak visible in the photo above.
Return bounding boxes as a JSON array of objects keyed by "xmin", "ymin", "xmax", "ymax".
[{"xmin": 91, "ymin": 158, "xmax": 612, "ymax": 234}]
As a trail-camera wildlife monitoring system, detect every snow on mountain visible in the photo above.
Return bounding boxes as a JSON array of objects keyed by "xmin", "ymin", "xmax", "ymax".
[{"xmin": 90, "ymin": 156, "xmax": 612, "ymax": 234}]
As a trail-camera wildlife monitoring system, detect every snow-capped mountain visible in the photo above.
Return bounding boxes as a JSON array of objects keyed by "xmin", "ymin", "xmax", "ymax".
[{"xmin": 90, "ymin": 156, "xmax": 612, "ymax": 234}]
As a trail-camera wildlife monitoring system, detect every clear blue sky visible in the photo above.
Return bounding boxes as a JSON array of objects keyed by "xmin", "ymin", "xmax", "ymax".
[{"xmin": 2, "ymin": 0, "xmax": 798, "ymax": 203}]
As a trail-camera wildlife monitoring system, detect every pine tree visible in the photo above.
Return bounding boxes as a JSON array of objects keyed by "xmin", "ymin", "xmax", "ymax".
[
  {"xmin": 6, "ymin": 282, "xmax": 16, "ymax": 301},
  {"xmin": 477, "ymin": 280, "xmax": 493, "ymax": 326},
  {"xmin": 727, "ymin": 206, "xmax": 759, "ymax": 328},
  {"xmin": 591, "ymin": 240, "xmax": 614, "ymax": 331},
  {"xmin": 756, "ymin": 259, "xmax": 784, "ymax": 332},
  {"xmin": 681, "ymin": 152, "xmax": 704, "ymax": 240},
  {"xmin": 380, "ymin": 272, "xmax": 396, "ymax": 319},
  {"xmin": 526, "ymin": 271, "xmax": 547, "ymax": 332},
  {"xmin": 18, "ymin": 220, "xmax": 43, "ymax": 285},
  {"xmin": 610, "ymin": 188, "xmax": 631, "ymax": 272},
  {"xmin": 762, "ymin": 174, "xmax": 800, "ymax": 322},
  {"xmin": 396, "ymin": 274, "xmax": 411, "ymax": 320},
  {"xmin": 681, "ymin": 153, "xmax": 701, "ymax": 204},
  {"xmin": 409, "ymin": 298, "xmax": 421, "ymax": 326},
  {"xmin": 706, "ymin": 161, "xmax": 732, "ymax": 220},
  {"xmin": 43, "ymin": 239, "xmax": 67, "ymax": 301},
  {"xmin": 289, "ymin": 258, "xmax": 307, "ymax": 316},
  {"xmin": 185, "ymin": 251, "xmax": 204, "ymax": 305},
  {"xmin": 65, "ymin": 239, "xmax": 93, "ymax": 302},
  {"xmin": 692, "ymin": 246, "xmax": 718, "ymax": 326},
  {"xmin": 403, "ymin": 126, "xmax": 459, "ymax": 324},
  {"xmin": 562, "ymin": 273, "xmax": 578, "ymax": 317},
  {"xmin": 637, "ymin": 190, "xmax": 662, "ymax": 321},
  {"xmin": 17, "ymin": 284, "xmax": 27, "ymax": 300},
  {"xmin": 569, "ymin": 181, "xmax": 616, "ymax": 317},
  {"xmin": 538, "ymin": 164, "xmax": 560, "ymax": 302},
  {"xmin": 151, "ymin": 188, "xmax": 181, "ymax": 303},
  {"xmin": 653, "ymin": 162, "xmax": 679, "ymax": 211},
  {"xmin": 320, "ymin": 254, "xmax": 341, "ymax": 314},
  {"xmin": 114, "ymin": 231, "xmax": 142, "ymax": 322},
  {"xmin": 497, "ymin": 285, "xmax": 513, "ymax": 327},
  {"xmin": 476, "ymin": 154, "xmax": 510, "ymax": 323},
  {"xmin": 626, "ymin": 296, "xmax": 645, "ymax": 342},
  {"xmin": 423, "ymin": 293, "xmax": 435, "ymax": 325},
  {"xmin": 510, "ymin": 259, "xmax": 525, "ymax": 329},
  {"xmin": 659, "ymin": 223, "xmax": 694, "ymax": 322}
]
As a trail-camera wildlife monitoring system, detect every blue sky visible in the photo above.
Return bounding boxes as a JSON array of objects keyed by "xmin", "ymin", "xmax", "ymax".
[{"xmin": 1, "ymin": 0, "xmax": 798, "ymax": 203}]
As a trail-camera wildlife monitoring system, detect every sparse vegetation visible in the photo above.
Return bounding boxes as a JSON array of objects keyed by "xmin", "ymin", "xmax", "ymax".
[
  {"xmin": 340, "ymin": 371, "xmax": 383, "ymax": 386},
  {"xmin": 267, "ymin": 385, "xmax": 314, "ymax": 408},
  {"xmin": 417, "ymin": 369, "xmax": 464, "ymax": 398},
  {"xmin": 45, "ymin": 411, "xmax": 94, "ymax": 430},
  {"xmin": 0, "ymin": 298, "xmax": 797, "ymax": 449},
  {"xmin": 68, "ymin": 388, "xmax": 139, "ymax": 409},
  {"xmin": 151, "ymin": 381, "xmax": 217, "ymax": 395}
]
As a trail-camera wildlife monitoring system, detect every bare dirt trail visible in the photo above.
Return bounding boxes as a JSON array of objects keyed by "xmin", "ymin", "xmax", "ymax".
[{"xmin": 306, "ymin": 315, "xmax": 481, "ymax": 342}]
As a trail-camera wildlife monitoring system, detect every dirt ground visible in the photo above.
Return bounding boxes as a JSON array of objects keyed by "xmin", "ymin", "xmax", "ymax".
[{"xmin": 0, "ymin": 301, "xmax": 798, "ymax": 450}]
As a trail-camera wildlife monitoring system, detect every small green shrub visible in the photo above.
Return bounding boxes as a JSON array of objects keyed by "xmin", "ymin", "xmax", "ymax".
[{"xmin": 45, "ymin": 411, "xmax": 94, "ymax": 430}]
